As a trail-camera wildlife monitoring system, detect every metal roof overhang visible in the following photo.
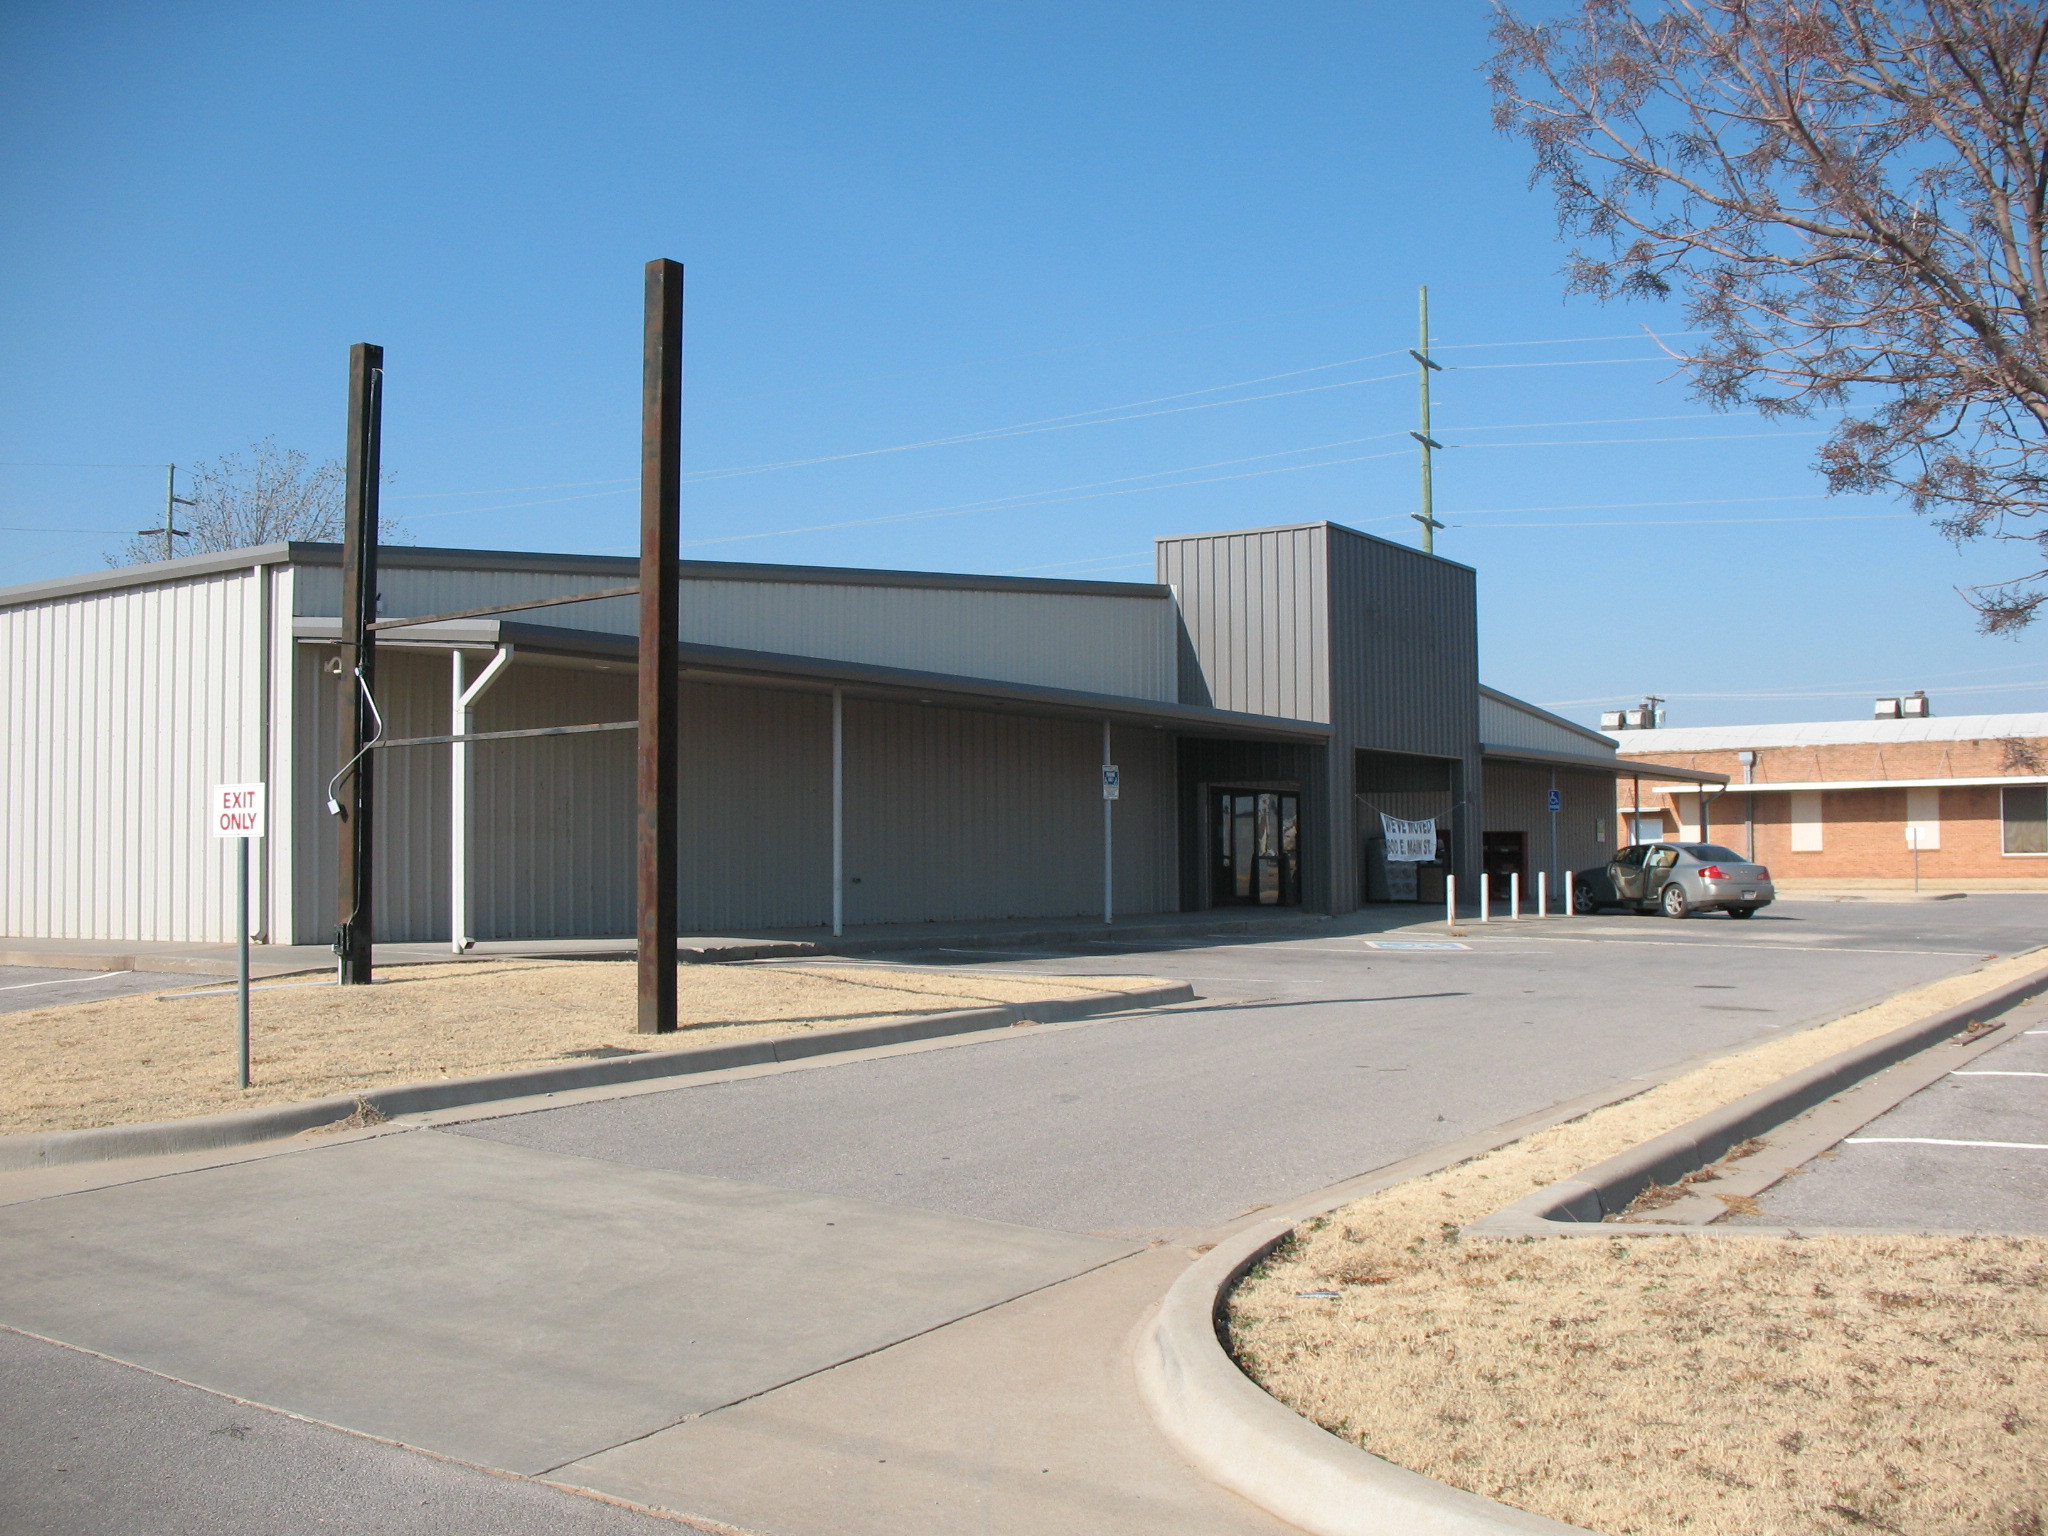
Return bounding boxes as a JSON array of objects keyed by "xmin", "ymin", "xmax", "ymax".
[
  {"xmin": 293, "ymin": 617, "xmax": 1333, "ymax": 743},
  {"xmin": 1481, "ymin": 742, "xmax": 1729, "ymax": 785}
]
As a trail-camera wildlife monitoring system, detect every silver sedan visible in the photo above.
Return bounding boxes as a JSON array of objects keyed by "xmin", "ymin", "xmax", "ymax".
[{"xmin": 1573, "ymin": 842, "xmax": 1776, "ymax": 918}]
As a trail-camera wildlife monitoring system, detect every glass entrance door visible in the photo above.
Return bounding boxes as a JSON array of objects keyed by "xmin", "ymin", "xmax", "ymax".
[{"xmin": 1212, "ymin": 790, "xmax": 1301, "ymax": 906}]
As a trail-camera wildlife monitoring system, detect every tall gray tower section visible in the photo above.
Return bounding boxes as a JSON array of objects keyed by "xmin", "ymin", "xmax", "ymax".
[{"xmin": 1157, "ymin": 521, "xmax": 1482, "ymax": 914}]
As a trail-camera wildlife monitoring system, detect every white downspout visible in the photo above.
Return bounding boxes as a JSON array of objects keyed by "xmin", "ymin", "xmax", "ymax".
[{"xmin": 451, "ymin": 644, "xmax": 514, "ymax": 952}]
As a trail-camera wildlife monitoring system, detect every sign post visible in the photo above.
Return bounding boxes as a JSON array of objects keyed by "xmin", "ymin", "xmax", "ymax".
[
  {"xmin": 1101, "ymin": 726, "xmax": 1118, "ymax": 926},
  {"xmin": 212, "ymin": 783, "xmax": 266, "ymax": 1088}
]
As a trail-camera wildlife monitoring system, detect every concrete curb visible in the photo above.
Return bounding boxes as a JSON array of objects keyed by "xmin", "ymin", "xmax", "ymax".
[
  {"xmin": 1137, "ymin": 1228, "xmax": 1590, "ymax": 1535},
  {"xmin": 0, "ymin": 981, "xmax": 1192, "ymax": 1171},
  {"xmin": 1466, "ymin": 959, "xmax": 2048, "ymax": 1237},
  {"xmin": 1132, "ymin": 960, "xmax": 2048, "ymax": 1536}
]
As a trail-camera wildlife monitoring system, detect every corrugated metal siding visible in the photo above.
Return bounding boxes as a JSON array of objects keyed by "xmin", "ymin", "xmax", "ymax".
[
  {"xmin": 1480, "ymin": 694, "xmax": 1616, "ymax": 759},
  {"xmin": 1156, "ymin": 528, "xmax": 1328, "ymax": 720},
  {"xmin": 297, "ymin": 563, "xmax": 1176, "ymax": 700},
  {"xmin": 1325, "ymin": 527, "xmax": 1482, "ymax": 912},
  {"xmin": 1481, "ymin": 761, "xmax": 1615, "ymax": 886},
  {"xmin": 1, "ymin": 569, "xmax": 264, "ymax": 941},
  {"xmin": 846, "ymin": 702, "xmax": 1175, "ymax": 924},
  {"xmin": 1175, "ymin": 738, "xmax": 1324, "ymax": 911}
]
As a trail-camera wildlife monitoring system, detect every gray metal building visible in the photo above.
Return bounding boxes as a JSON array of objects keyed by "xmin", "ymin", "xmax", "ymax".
[{"xmin": 0, "ymin": 519, "xmax": 1715, "ymax": 946}]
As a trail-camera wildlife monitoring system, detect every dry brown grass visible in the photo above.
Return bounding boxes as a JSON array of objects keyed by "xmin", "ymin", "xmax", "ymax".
[
  {"xmin": 2, "ymin": 960, "xmax": 1169, "ymax": 1136},
  {"xmin": 1230, "ymin": 950, "xmax": 2048, "ymax": 1536}
]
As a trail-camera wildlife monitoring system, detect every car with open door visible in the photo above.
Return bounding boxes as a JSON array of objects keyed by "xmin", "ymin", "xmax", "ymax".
[{"xmin": 1572, "ymin": 842, "xmax": 1775, "ymax": 918}]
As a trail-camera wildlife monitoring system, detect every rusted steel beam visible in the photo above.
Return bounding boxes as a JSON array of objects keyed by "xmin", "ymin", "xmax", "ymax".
[
  {"xmin": 637, "ymin": 260, "xmax": 683, "ymax": 1033},
  {"xmin": 335, "ymin": 343, "xmax": 384, "ymax": 986},
  {"xmin": 368, "ymin": 585, "xmax": 640, "ymax": 631}
]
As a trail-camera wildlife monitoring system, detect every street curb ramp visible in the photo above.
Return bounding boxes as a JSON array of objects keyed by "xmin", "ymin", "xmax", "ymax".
[{"xmin": 0, "ymin": 981, "xmax": 1192, "ymax": 1171}]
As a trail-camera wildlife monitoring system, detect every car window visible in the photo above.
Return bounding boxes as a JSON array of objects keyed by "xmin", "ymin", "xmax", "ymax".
[
  {"xmin": 1682, "ymin": 844, "xmax": 1746, "ymax": 863},
  {"xmin": 1614, "ymin": 846, "xmax": 1647, "ymax": 869},
  {"xmin": 1646, "ymin": 846, "xmax": 1679, "ymax": 869}
]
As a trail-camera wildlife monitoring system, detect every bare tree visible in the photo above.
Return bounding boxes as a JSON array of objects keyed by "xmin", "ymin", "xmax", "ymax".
[
  {"xmin": 1489, "ymin": 0, "xmax": 2048, "ymax": 630},
  {"xmin": 112, "ymin": 438, "xmax": 402, "ymax": 565}
]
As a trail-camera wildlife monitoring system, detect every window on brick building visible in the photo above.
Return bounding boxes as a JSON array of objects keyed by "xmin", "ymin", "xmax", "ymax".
[{"xmin": 2003, "ymin": 786, "xmax": 2048, "ymax": 855}]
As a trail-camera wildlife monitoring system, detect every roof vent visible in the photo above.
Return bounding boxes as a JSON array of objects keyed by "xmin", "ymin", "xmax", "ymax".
[
  {"xmin": 1600, "ymin": 711, "xmax": 1625, "ymax": 731},
  {"xmin": 1876, "ymin": 692, "xmax": 1932, "ymax": 719},
  {"xmin": 1875, "ymin": 696, "xmax": 1901, "ymax": 718}
]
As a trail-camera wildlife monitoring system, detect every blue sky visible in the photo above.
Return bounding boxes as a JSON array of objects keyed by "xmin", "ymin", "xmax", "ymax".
[{"xmin": 3, "ymin": 1, "xmax": 2040, "ymax": 728}]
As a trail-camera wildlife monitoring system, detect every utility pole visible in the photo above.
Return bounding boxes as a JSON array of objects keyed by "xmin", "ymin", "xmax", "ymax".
[
  {"xmin": 141, "ymin": 465, "xmax": 196, "ymax": 561},
  {"xmin": 637, "ymin": 259, "xmax": 684, "ymax": 1034},
  {"xmin": 1409, "ymin": 285, "xmax": 1444, "ymax": 555},
  {"xmin": 334, "ymin": 344, "xmax": 383, "ymax": 986}
]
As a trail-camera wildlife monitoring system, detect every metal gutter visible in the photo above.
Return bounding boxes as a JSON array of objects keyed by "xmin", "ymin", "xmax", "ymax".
[{"xmin": 1482, "ymin": 742, "xmax": 1727, "ymax": 784}]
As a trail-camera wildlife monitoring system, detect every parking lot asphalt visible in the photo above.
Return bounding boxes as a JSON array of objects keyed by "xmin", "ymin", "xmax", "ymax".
[
  {"xmin": 2, "ymin": 895, "xmax": 2041, "ymax": 1535},
  {"xmin": 1726, "ymin": 995, "xmax": 2048, "ymax": 1234},
  {"xmin": 455, "ymin": 897, "xmax": 2038, "ymax": 1240},
  {"xmin": 0, "ymin": 965, "xmax": 198, "ymax": 1015}
]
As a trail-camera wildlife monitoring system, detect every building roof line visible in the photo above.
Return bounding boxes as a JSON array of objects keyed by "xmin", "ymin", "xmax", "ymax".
[
  {"xmin": 0, "ymin": 541, "xmax": 1173, "ymax": 611},
  {"xmin": 1483, "ymin": 742, "xmax": 1725, "ymax": 782},
  {"xmin": 290, "ymin": 616, "xmax": 1332, "ymax": 742},
  {"xmin": 1479, "ymin": 686, "xmax": 1619, "ymax": 751},
  {"xmin": 1645, "ymin": 774, "xmax": 2048, "ymax": 794}
]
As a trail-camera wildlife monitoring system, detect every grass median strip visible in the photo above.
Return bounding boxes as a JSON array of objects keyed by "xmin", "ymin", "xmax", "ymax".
[
  {"xmin": 1230, "ymin": 950, "xmax": 2048, "ymax": 1536},
  {"xmin": 3, "ymin": 960, "xmax": 1170, "ymax": 1137}
]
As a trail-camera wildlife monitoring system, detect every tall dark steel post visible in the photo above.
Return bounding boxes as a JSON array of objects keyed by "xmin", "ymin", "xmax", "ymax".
[
  {"xmin": 335, "ymin": 343, "xmax": 383, "ymax": 986},
  {"xmin": 636, "ymin": 261, "xmax": 683, "ymax": 1033}
]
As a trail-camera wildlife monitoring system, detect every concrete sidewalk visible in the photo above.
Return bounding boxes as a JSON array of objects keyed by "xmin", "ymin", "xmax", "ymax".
[{"xmin": 0, "ymin": 905, "xmax": 1346, "ymax": 979}]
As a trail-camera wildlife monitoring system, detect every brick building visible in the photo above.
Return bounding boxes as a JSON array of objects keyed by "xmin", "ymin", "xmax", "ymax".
[{"xmin": 1606, "ymin": 708, "xmax": 2048, "ymax": 891}]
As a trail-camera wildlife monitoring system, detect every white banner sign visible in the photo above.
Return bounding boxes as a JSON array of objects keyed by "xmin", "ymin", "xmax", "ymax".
[
  {"xmin": 1379, "ymin": 813, "xmax": 1436, "ymax": 863},
  {"xmin": 211, "ymin": 782, "xmax": 267, "ymax": 839}
]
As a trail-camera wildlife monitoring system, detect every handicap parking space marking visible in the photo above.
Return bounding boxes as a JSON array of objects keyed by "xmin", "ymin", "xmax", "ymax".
[{"xmin": 1361, "ymin": 940, "xmax": 1470, "ymax": 951}]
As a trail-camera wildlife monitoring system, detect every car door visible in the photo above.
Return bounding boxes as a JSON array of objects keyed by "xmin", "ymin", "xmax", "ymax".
[
  {"xmin": 1640, "ymin": 844, "xmax": 1681, "ymax": 905},
  {"xmin": 1609, "ymin": 844, "xmax": 1649, "ymax": 901}
]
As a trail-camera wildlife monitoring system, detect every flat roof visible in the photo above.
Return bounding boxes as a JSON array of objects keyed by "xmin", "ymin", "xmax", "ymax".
[
  {"xmin": 1611, "ymin": 713, "xmax": 2048, "ymax": 752},
  {"xmin": 0, "ymin": 540, "xmax": 1172, "ymax": 611}
]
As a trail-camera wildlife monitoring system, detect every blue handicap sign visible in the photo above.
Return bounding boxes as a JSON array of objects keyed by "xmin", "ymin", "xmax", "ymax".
[{"xmin": 1548, "ymin": 789, "xmax": 1562, "ymax": 812}]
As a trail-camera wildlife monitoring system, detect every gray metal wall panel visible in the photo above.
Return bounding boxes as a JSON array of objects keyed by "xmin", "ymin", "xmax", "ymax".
[
  {"xmin": 1157, "ymin": 528, "xmax": 1328, "ymax": 721},
  {"xmin": 1481, "ymin": 760, "xmax": 1616, "ymax": 888},
  {"xmin": 845, "ymin": 702, "xmax": 1175, "ymax": 925},
  {"xmin": 1325, "ymin": 527, "xmax": 1482, "ymax": 912},
  {"xmin": 1479, "ymin": 694, "xmax": 1616, "ymax": 759},
  {"xmin": 1, "ymin": 569, "xmax": 264, "ymax": 942},
  {"xmin": 296, "ymin": 563, "xmax": 1176, "ymax": 700}
]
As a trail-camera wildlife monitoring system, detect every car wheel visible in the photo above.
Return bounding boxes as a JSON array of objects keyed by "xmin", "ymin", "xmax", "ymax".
[
  {"xmin": 1661, "ymin": 882, "xmax": 1690, "ymax": 919},
  {"xmin": 1727, "ymin": 905, "xmax": 1757, "ymax": 919},
  {"xmin": 1573, "ymin": 886, "xmax": 1597, "ymax": 914}
]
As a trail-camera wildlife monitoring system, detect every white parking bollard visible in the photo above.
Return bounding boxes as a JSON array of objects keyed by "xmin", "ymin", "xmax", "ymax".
[
  {"xmin": 1537, "ymin": 870, "xmax": 1548, "ymax": 917},
  {"xmin": 1510, "ymin": 871, "xmax": 1521, "ymax": 919},
  {"xmin": 1562, "ymin": 869, "xmax": 1574, "ymax": 917},
  {"xmin": 1479, "ymin": 872, "xmax": 1490, "ymax": 922},
  {"xmin": 1446, "ymin": 874, "xmax": 1457, "ymax": 931}
]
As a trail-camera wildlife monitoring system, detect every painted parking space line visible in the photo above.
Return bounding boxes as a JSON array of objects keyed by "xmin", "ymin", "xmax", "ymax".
[
  {"xmin": 0, "ymin": 971, "xmax": 124, "ymax": 991},
  {"xmin": 1950, "ymin": 1070, "xmax": 2048, "ymax": 1077},
  {"xmin": 1846, "ymin": 1137, "xmax": 2048, "ymax": 1149}
]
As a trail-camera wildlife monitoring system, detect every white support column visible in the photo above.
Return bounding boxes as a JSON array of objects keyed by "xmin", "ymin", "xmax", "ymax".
[
  {"xmin": 1510, "ymin": 871, "xmax": 1520, "ymax": 919},
  {"xmin": 831, "ymin": 687, "xmax": 844, "ymax": 938},
  {"xmin": 1445, "ymin": 874, "xmax": 1456, "ymax": 931},
  {"xmin": 1537, "ymin": 869, "xmax": 1548, "ymax": 918},
  {"xmin": 1478, "ymin": 872, "xmax": 1490, "ymax": 922},
  {"xmin": 1102, "ymin": 719, "xmax": 1114, "ymax": 925},
  {"xmin": 450, "ymin": 644, "xmax": 514, "ymax": 953}
]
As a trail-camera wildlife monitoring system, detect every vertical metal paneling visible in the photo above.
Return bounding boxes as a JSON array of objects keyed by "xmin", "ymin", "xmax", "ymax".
[
  {"xmin": 297, "ymin": 560, "xmax": 1177, "ymax": 701},
  {"xmin": 1479, "ymin": 761, "xmax": 1615, "ymax": 885},
  {"xmin": 1, "ymin": 569, "xmax": 264, "ymax": 941},
  {"xmin": 845, "ymin": 701, "xmax": 1175, "ymax": 924},
  {"xmin": 1478, "ymin": 693, "xmax": 1615, "ymax": 759},
  {"xmin": 1157, "ymin": 527, "xmax": 1328, "ymax": 722}
]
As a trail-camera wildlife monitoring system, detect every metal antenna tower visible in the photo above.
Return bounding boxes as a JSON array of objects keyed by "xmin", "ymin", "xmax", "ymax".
[{"xmin": 142, "ymin": 465, "xmax": 196, "ymax": 561}]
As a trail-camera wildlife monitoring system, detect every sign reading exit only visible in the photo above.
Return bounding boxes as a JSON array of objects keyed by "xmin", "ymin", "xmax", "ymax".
[{"xmin": 211, "ymin": 783, "xmax": 266, "ymax": 839}]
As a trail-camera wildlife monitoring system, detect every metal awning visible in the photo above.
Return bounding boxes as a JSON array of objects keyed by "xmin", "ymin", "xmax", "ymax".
[
  {"xmin": 1482, "ymin": 742, "xmax": 1728, "ymax": 785},
  {"xmin": 292, "ymin": 616, "xmax": 1333, "ymax": 743}
]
